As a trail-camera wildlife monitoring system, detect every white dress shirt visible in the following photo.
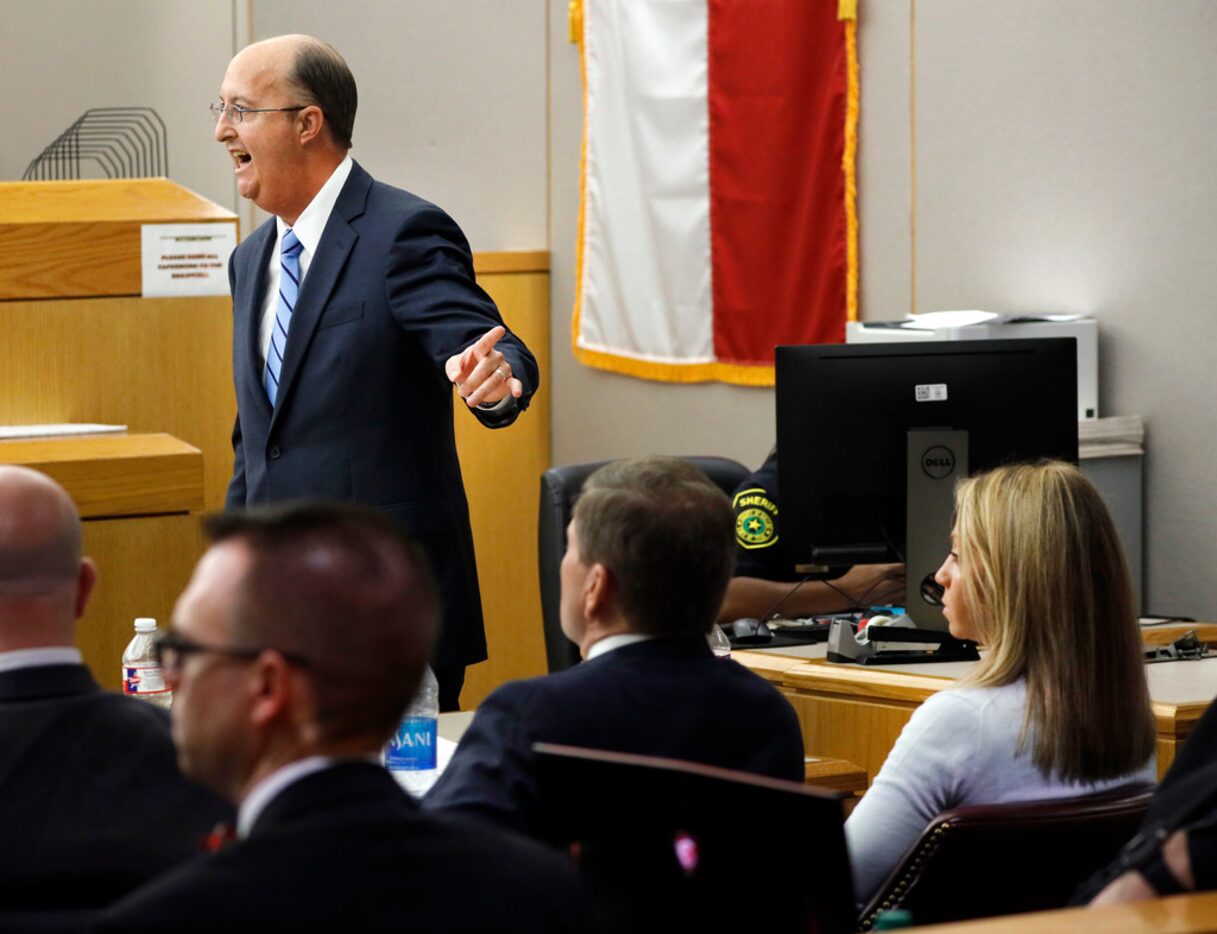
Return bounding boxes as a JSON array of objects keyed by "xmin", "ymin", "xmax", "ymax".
[
  {"xmin": 0, "ymin": 646, "xmax": 83, "ymax": 674},
  {"xmin": 257, "ymin": 156, "xmax": 354, "ymax": 365},
  {"xmin": 584, "ymin": 633, "xmax": 655, "ymax": 662}
]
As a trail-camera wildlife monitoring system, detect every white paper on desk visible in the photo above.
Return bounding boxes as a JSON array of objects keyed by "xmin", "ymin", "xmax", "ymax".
[
  {"xmin": 435, "ymin": 735, "xmax": 459, "ymax": 777},
  {"xmin": 0, "ymin": 423, "xmax": 126, "ymax": 440},
  {"xmin": 141, "ymin": 222, "xmax": 237, "ymax": 298},
  {"xmin": 907, "ymin": 310, "xmax": 999, "ymax": 328}
]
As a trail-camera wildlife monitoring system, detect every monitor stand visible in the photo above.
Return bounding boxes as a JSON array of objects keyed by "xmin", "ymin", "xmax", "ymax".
[
  {"xmin": 905, "ymin": 428, "xmax": 968, "ymax": 631},
  {"xmin": 826, "ymin": 429, "xmax": 980, "ymax": 666}
]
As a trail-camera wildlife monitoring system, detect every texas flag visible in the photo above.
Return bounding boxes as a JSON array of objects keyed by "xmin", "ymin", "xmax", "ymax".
[{"xmin": 572, "ymin": 0, "xmax": 859, "ymax": 386}]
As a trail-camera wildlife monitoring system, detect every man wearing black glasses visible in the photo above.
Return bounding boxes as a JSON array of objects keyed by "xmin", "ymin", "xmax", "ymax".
[
  {"xmin": 97, "ymin": 502, "xmax": 587, "ymax": 931},
  {"xmin": 0, "ymin": 466, "xmax": 229, "ymax": 917},
  {"xmin": 212, "ymin": 34, "xmax": 538, "ymax": 711}
]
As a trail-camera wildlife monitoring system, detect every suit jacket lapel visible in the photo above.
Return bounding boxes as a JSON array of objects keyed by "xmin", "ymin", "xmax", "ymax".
[
  {"xmin": 235, "ymin": 222, "xmax": 276, "ymax": 416},
  {"xmin": 270, "ymin": 164, "xmax": 371, "ymax": 425}
]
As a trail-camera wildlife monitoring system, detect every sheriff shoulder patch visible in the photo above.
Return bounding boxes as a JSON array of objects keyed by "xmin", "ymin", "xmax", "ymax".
[{"xmin": 733, "ymin": 487, "xmax": 778, "ymax": 549}]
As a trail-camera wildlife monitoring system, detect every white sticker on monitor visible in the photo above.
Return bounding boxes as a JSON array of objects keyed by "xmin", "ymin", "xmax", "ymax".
[{"xmin": 915, "ymin": 383, "xmax": 949, "ymax": 402}]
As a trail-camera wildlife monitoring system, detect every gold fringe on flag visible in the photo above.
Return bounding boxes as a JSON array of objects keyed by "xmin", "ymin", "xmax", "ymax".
[
  {"xmin": 569, "ymin": 0, "xmax": 583, "ymax": 44},
  {"xmin": 841, "ymin": 4, "xmax": 860, "ymax": 323}
]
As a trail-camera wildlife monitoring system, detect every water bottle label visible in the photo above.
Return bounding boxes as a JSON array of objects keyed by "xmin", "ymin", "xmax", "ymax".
[
  {"xmin": 386, "ymin": 716, "xmax": 437, "ymax": 770},
  {"xmin": 123, "ymin": 663, "xmax": 169, "ymax": 696}
]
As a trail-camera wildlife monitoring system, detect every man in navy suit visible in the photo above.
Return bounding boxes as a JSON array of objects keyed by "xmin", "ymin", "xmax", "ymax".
[
  {"xmin": 214, "ymin": 34, "xmax": 537, "ymax": 709},
  {"xmin": 0, "ymin": 466, "xmax": 230, "ymax": 915},
  {"xmin": 423, "ymin": 457, "xmax": 805, "ymax": 837},
  {"xmin": 97, "ymin": 503, "xmax": 588, "ymax": 931}
]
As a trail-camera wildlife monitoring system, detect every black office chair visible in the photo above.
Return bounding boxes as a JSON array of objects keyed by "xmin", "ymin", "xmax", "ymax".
[
  {"xmin": 534, "ymin": 742, "xmax": 855, "ymax": 934},
  {"xmin": 856, "ymin": 785, "xmax": 1154, "ymax": 930},
  {"xmin": 537, "ymin": 456, "xmax": 751, "ymax": 672}
]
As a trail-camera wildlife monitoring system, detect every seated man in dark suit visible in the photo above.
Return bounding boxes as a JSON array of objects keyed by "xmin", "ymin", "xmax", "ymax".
[
  {"xmin": 0, "ymin": 466, "xmax": 231, "ymax": 913},
  {"xmin": 97, "ymin": 502, "xmax": 587, "ymax": 932},
  {"xmin": 424, "ymin": 456, "xmax": 805, "ymax": 837}
]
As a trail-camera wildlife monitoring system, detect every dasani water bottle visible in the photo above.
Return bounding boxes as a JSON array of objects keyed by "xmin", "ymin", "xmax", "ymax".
[{"xmin": 385, "ymin": 666, "xmax": 439, "ymax": 797}]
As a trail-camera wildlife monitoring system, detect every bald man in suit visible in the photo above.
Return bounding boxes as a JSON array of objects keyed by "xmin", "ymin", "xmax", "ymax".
[
  {"xmin": 0, "ymin": 466, "xmax": 230, "ymax": 915},
  {"xmin": 215, "ymin": 34, "xmax": 537, "ymax": 709}
]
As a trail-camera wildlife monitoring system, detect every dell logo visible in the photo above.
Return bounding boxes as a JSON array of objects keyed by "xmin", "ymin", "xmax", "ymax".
[{"xmin": 921, "ymin": 446, "xmax": 956, "ymax": 480}]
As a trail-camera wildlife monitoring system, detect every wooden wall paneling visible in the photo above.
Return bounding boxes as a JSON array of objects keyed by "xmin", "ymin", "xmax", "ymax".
[
  {"xmin": 785, "ymin": 693, "xmax": 923, "ymax": 789},
  {"xmin": 79, "ymin": 514, "xmax": 205, "ymax": 691},
  {"xmin": 455, "ymin": 253, "xmax": 552, "ymax": 707},
  {"xmin": 0, "ymin": 296, "xmax": 236, "ymax": 511}
]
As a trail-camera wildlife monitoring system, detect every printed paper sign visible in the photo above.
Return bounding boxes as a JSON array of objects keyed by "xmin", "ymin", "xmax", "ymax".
[{"xmin": 141, "ymin": 223, "xmax": 237, "ymax": 297}]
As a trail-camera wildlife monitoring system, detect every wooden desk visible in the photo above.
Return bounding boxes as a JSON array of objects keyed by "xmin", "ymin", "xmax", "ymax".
[
  {"xmin": 736, "ymin": 629, "xmax": 1217, "ymax": 785},
  {"xmin": 911, "ymin": 890, "xmax": 1217, "ymax": 932}
]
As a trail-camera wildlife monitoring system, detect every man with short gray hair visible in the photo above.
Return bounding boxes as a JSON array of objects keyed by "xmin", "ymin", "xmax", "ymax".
[{"xmin": 425, "ymin": 456, "xmax": 805, "ymax": 837}]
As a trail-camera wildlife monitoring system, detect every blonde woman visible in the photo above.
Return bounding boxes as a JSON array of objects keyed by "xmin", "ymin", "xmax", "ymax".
[{"xmin": 845, "ymin": 460, "xmax": 1156, "ymax": 904}]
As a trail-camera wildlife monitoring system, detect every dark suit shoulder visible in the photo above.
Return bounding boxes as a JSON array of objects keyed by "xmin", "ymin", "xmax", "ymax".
[{"xmin": 98, "ymin": 770, "xmax": 589, "ymax": 931}]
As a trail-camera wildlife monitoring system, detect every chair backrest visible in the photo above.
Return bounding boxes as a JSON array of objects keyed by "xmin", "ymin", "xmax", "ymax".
[
  {"xmin": 534, "ymin": 742, "xmax": 856, "ymax": 934},
  {"xmin": 537, "ymin": 456, "xmax": 751, "ymax": 672},
  {"xmin": 857, "ymin": 785, "xmax": 1154, "ymax": 930}
]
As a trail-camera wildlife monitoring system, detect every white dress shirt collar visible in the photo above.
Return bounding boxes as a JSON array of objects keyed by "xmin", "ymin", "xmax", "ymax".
[
  {"xmin": 274, "ymin": 154, "xmax": 354, "ymax": 259},
  {"xmin": 0, "ymin": 647, "xmax": 83, "ymax": 675},
  {"xmin": 259, "ymin": 155, "xmax": 354, "ymax": 363},
  {"xmin": 584, "ymin": 633, "xmax": 655, "ymax": 662}
]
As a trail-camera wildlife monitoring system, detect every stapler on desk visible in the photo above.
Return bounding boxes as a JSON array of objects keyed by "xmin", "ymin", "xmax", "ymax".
[
  {"xmin": 1144, "ymin": 630, "xmax": 1210, "ymax": 664},
  {"xmin": 826, "ymin": 618, "xmax": 979, "ymax": 665}
]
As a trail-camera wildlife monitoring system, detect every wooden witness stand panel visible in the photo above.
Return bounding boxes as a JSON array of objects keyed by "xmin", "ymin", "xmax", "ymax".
[
  {"xmin": 458, "ymin": 251, "xmax": 551, "ymax": 706},
  {"xmin": 0, "ymin": 179, "xmax": 552, "ymax": 705}
]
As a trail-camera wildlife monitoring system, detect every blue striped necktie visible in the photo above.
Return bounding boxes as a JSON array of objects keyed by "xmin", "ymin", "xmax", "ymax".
[{"xmin": 265, "ymin": 228, "xmax": 303, "ymax": 406}]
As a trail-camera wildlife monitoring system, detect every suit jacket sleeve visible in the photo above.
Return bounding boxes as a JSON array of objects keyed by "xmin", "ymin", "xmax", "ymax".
[
  {"xmin": 226, "ymin": 413, "xmax": 247, "ymax": 509},
  {"xmin": 422, "ymin": 681, "xmax": 552, "ymax": 834},
  {"xmin": 384, "ymin": 203, "xmax": 539, "ymax": 429},
  {"xmin": 224, "ymin": 254, "xmax": 249, "ymax": 508}
]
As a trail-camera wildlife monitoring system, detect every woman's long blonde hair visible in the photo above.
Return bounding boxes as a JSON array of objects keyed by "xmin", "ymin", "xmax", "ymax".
[{"xmin": 955, "ymin": 460, "xmax": 1155, "ymax": 782}]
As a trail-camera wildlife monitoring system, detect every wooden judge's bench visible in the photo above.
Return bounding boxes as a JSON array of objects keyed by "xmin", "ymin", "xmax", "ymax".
[{"xmin": 0, "ymin": 178, "xmax": 237, "ymax": 688}]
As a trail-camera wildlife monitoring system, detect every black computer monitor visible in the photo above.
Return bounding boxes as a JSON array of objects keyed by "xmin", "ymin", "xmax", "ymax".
[{"xmin": 775, "ymin": 338, "xmax": 1078, "ymax": 630}]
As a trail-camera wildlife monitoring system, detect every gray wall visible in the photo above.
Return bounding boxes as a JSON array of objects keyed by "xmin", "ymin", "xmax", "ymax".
[
  {"xmin": 247, "ymin": 0, "xmax": 548, "ymax": 250},
  {"xmin": 0, "ymin": 0, "xmax": 236, "ymax": 211},
  {"xmin": 3, "ymin": 1, "xmax": 1214, "ymax": 614},
  {"xmin": 0, "ymin": 0, "xmax": 547, "ymax": 252},
  {"xmin": 853, "ymin": 0, "xmax": 1217, "ymax": 614}
]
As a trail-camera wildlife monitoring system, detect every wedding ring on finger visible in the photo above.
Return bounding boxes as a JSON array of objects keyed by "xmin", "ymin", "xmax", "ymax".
[{"xmin": 496, "ymin": 366, "xmax": 508, "ymax": 381}]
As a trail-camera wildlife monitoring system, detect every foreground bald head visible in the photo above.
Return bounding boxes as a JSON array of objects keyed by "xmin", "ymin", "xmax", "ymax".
[{"xmin": 0, "ymin": 466, "xmax": 95, "ymax": 649}]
